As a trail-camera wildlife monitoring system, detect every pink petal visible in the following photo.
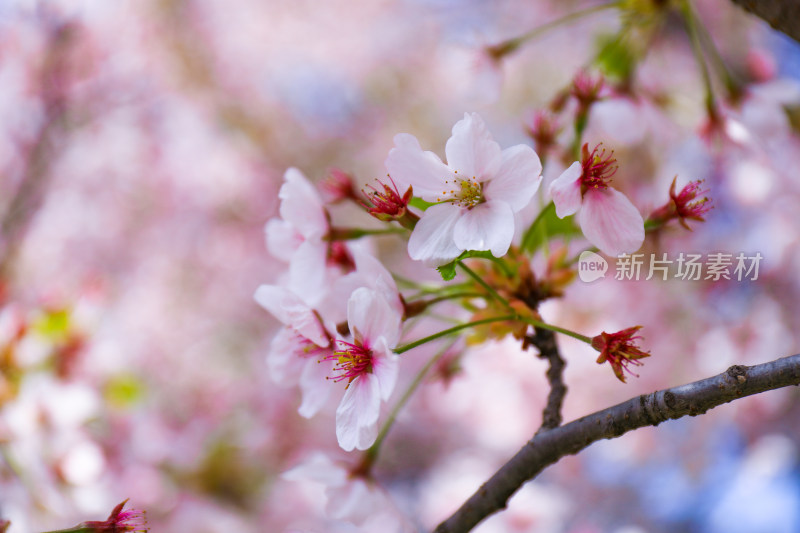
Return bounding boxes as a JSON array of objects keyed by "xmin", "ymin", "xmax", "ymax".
[
  {"xmin": 579, "ymin": 187, "xmax": 645, "ymax": 256},
  {"xmin": 452, "ymin": 200, "xmax": 514, "ymax": 258},
  {"xmin": 347, "ymin": 288, "xmax": 401, "ymax": 348},
  {"xmin": 288, "ymin": 239, "xmax": 329, "ymax": 307},
  {"xmin": 253, "ymin": 285, "xmax": 329, "ymax": 347},
  {"xmin": 407, "ymin": 203, "xmax": 463, "ymax": 266},
  {"xmin": 385, "ymin": 133, "xmax": 454, "ymax": 200},
  {"xmin": 264, "ymin": 219, "xmax": 301, "ymax": 261},
  {"xmin": 549, "ymin": 161, "xmax": 583, "ymax": 218},
  {"xmin": 371, "ymin": 340, "xmax": 399, "ymax": 402},
  {"xmin": 336, "ymin": 375, "xmax": 381, "ymax": 451},
  {"xmin": 325, "ymin": 478, "xmax": 382, "ymax": 524},
  {"xmin": 282, "ymin": 452, "xmax": 347, "ymax": 486},
  {"xmin": 351, "ymin": 248, "xmax": 402, "ymax": 313},
  {"xmin": 484, "ymin": 144, "xmax": 543, "ymax": 212},
  {"xmin": 445, "ymin": 112, "xmax": 501, "ymax": 179},
  {"xmin": 266, "ymin": 328, "xmax": 307, "ymax": 386},
  {"xmin": 280, "ymin": 168, "xmax": 328, "ymax": 240},
  {"xmin": 298, "ymin": 358, "xmax": 335, "ymax": 418}
]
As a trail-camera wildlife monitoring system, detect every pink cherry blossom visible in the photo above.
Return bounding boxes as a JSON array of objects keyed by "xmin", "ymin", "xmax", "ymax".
[
  {"xmin": 549, "ymin": 143, "xmax": 644, "ymax": 256},
  {"xmin": 282, "ymin": 452, "xmax": 412, "ymax": 529},
  {"xmin": 324, "ymin": 288, "xmax": 401, "ymax": 451},
  {"xmin": 264, "ymin": 167, "xmax": 336, "ymax": 304},
  {"xmin": 385, "ymin": 112, "xmax": 543, "ymax": 266},
  {"xmin": 266, "ymin": 327, "xmax": 335, "ymax": 418}
]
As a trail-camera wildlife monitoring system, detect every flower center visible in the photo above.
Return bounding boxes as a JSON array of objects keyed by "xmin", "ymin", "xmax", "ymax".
[
  {"xmin": 438, "ymin": 176, "xmax": 485, "ymax": 209},
  {"xmin": 580, "ymin": 143, "xmax": 617, "ymax": 194},
  {"xmin": 292, "ymin": 333, "xmax": 328, "ymax": 359},
  {"xmin": 324, "ymin": 340, "xmax": 373, "ymax": 385}
]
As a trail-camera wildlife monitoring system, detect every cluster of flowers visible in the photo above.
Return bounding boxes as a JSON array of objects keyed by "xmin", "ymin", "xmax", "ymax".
[{"xmin": 255, "ymin": 111, "xmax": 665, "ymax": 454}]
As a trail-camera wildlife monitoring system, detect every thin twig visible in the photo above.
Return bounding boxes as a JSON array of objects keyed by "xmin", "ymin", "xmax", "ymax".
[{"xmin": 434, "ymin": 353, "xmax": 800, "ymax": 533}]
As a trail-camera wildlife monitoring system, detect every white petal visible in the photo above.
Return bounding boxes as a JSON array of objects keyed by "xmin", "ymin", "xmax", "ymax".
[
  {"xmin": 371, "ymin": 341, "xmax": 399, "ymax": 401},
  {"xmin": 452, "ymin": 201, "xmax": 514, "ymax": 258},
  {"xmin": 298, "ymin": 358, "xmax": 335, "ymax": 418},
  {"xmin": 407, "ymin": 203, "xmax": 463, "ymax": 266},
  {"xmin": 385, "ymin": 133, "xmax": 454, "ymax": 200},
  {"xmin": 347, "ymin": 288, "xmax": 401, "ymax": 348},
  {"xmin": 549, "ymin": 161, "xmax": 583, "ymax": 218},
  {"xmin": 325, "ymin": 479, "xmax": 382, "ymax": 524},
  {"xmin": 264, "ymin": 219, "xmax": 301, "ymax": 261},
  {"xmin": 484, "ymin": 144, "xmax": 543, "ymax": 212},
  {"xmin": 282, "ymin": 451, "xmax": 347, "ymax": 486},
  {"xmin": 336, "ymin": 375, "xmax": 381, "ymax": 451},
  {"xmin": 445, "ymin": 112, "xmax": 502, "ymax": 179},
  {"xmin": 266, "ymin": 328, "xmax": 306, "ymax": 386},
  {"xmin": 280, "ymin": 168, "xmax": 328, "ymax": 240},
  {"xmin": 254, "ymin": 285, "xmax": 329, "ymax": 347},
  {"xmin": 288, "ymin": 239, "xmax": 329, "ymax": 307},
  {"xmin": 579, "ymin": 187, "xmax": 645, "ymax": 256},
  {"xmin": 352, "ymin": 247, "xmax": 399, "ymax": 299}
]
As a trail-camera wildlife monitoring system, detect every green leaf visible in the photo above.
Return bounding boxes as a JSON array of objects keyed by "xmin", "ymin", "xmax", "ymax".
[
  {"xmin": 595, "ymin": 33, "xmax": 637, "ymax": 83},
  {"xmin": 409, "ymin": 197, "xmax": 436, "ymax": 211},
  {"xmin": 436, "ymin": 250, "xmax": 499, "ymax": 281},
  {"xmin": 437, "ymin": 261, "xmax": 458, "ymax": 281},
  {"xmin": 520, "ymin": 202, "xmax": 581, "ymax": 253}
]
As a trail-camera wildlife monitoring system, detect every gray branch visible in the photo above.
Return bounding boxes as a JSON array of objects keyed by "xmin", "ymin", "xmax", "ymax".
[
  {"xmin": 730, "ymin": 0, "xmax": 800, "ymax": 43},
  {"xmin": 434, "ymin": 353, "xmax": 800, "ymax": 533}
]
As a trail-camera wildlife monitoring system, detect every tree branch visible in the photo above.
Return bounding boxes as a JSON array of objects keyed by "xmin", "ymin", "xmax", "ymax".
[
  {"xmin": 729, "ymin": 0, "xmax": 800, "ymax": 43},
  {"xmin": 526, "ymin": 328, "xmax": 567, "ymax": 431},
  {"xmin": 434, "ymin": 353, "xmax": 800, "ymax": 533}
]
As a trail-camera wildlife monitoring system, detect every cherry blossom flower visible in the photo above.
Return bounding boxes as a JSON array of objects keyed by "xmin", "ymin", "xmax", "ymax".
[
  {"xmin": 362, "ymin": 177, "xmax": 416, "ymax": 229},
  {"xmin": 282, "ymin": 452, "xmax": 412, "ymax": 530},
  {"xmin": 324, "ymin": 247, "xmax": 404, "ymax": 325},
  {"xmin": 62, "ymin": 499, "xmax": 148, "ymax": 532},
  {"xmin": 648, "ymin": 177, "xmax": 713, "ymax": 230},
  {"xmin": 591, "ymin": 326, "xmax": 650, "ymax": 383},
  {"xmin": 549, "ymin": 143, "xmax": 644, "ymax": 256},
  {"xmin": 324, "ymin": 287, "xmax": 401, "ymax": 451},
  {"xmin": 385, "ymin": 112, "xmax": 542, "ymax": 266},
  {"xmin": 264, "ymin": 167, "xmax": 334, "ymax": 304},
  {"xmin": 266, "ymin": 327, "xmax": 335, "ymax": 418}
]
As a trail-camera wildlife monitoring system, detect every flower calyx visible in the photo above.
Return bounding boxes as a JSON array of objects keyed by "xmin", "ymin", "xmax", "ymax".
[{"xmin": 591, "ymin": 326, "xmax": 650, "ymax": 383}]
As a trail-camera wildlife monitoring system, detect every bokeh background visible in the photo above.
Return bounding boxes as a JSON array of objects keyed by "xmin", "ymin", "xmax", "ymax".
[{"xmin": 0, "ymin": 0, "xmax": 799, "ymax": 531}]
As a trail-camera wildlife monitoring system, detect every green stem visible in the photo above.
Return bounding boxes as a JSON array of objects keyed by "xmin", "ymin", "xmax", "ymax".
[
  {"xmin": 490, "ymin": 1, "xmax": 620, "ymax": 58},
  {"xmin": 690, "ymin": 2, "xmax": 741, "ymax": 99},
  {"xmin": 328, "ymin": 227, "xmax": 407, "ymax": 240},
  {"xmin": 520, "ymin": 316, "xmax": 593, "ymax": 344},
  {"xmin": 362, "ymin": 339, "xmax": 458, "ymax": 466},
  {"xmin": 681, "ymin": 0, "xmax": 717, "ymax": 119},
  {"xmin": 394, "ymin": 314, "xmax": 517, "ymax": 355},
  {"xmin": 458, "ymin": 261, "xmax": 514, "ymax": 312},
  {"xmin": 408, "ymin": 291, "xmax": 486, "ymax": 307},
  {"xmin": 520, "ymin": 201, "xmax": 555, "ymax": 253}
]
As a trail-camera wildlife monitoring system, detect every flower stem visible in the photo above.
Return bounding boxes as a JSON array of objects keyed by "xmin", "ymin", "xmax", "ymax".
[
  {"xmin": 520, "ymin": 201, "xmax": 555, "ymax": 253},
  {"xmin": 394, "ymin": 314, "xmax": 517, "ymax": 355},
  {"xmin": 520, "ymin": 316, "xmax": 593, "ymax": 344},
  {"xmin": 362, "ymin": 339, "xmax": 458, "ymax": 467},
  {"xmin": 680, "ymin": 0, "xmax": 717, "ymax": 119},
  {"xmin": 457, "ymin": 261, "xmax": 514, "ymax": 312},
  {"xmin": 328, "ymin": 227, "xmax": 407, "ymax": 240},
  {"xmin": 490, "ymin": 1, "xmax": 620, "ymax": 58}
]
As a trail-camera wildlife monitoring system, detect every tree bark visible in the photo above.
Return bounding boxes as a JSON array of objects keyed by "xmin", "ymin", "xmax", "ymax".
[
  {"xmin": 434, "ymin": 353, "xmax": 800, "ymax": 533},
  {"xmin": 729, "ymin": 0, "xmax": 800, "ymax": 43}
]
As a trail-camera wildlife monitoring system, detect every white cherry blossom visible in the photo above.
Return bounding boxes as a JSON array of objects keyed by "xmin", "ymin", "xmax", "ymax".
[{"xmin": 385, "ymin": 112, "xmax": 542, "ymax": 266}]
